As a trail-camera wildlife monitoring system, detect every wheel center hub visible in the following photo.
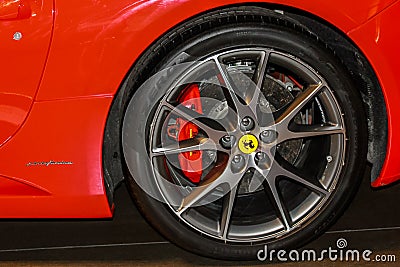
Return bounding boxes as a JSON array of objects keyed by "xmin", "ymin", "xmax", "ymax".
[{"xmin": 238, "ymin": 134, "xmax": 259, "ymax": 154}]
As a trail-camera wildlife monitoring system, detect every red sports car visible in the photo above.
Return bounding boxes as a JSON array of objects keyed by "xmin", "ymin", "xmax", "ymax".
[{"xmin": 1, "ymin": 0, "xmax": 399, "ymax": 260}]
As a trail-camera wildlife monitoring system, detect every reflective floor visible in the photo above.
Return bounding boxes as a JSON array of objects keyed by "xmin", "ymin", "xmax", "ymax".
[{"xmin": 0, "ymin": 168, "xmax": 399, "ymax": 266}]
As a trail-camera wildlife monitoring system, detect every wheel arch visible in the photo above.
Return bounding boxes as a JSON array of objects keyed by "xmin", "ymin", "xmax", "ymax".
[
  {"xmin": 282, "ymin": 11, "xmax": 388, "ymax": 184},
  {"xmin": 102, "ymin": 3, "xmax": 387, "ymax": 204}
]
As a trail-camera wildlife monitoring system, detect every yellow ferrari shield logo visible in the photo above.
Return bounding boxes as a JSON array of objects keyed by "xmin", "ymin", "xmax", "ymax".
[{"xmin": 238, "ymin": 134, "xmax": 258, "ymax": 154}]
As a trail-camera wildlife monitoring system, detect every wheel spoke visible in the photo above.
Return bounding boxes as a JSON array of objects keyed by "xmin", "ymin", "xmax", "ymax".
[
  {"xmin": 247, "ymin": 51, "xmax": 270, "ymax": 114},
  {"xmin": 276, "ymin": 83, "xmax": 324, "ymax": 127},
  {"xmin": 278, "ymin": 124, "xmax": 345, "ymax": 143},
  {"xmin": 263, "ymin": 178, "xmax": 291, "ymax": 230},
  {"xmin": 291, "ymin": 124, "xmax": 344, "ymax": 139},
  {"xmin": 213, "ymin": 57, "xmax": 248, "ymax": 117},
  {"xmin": 220, "ymin": 184, "xmax": 238, "ymax": 240},
  {"xmin": 163, "ymin": 102, "xmax": 227, "ymax": 141},
  {"xmin": 177, "ymin": 161, "xmax": 245, "ymax": 214},
  {"xmin": 271, "ymin": 161, "xmax": 328, "ymax": 196},
  {"xmin": 152, "ymin": 137, "xmax": 219, "ymax": 156}
]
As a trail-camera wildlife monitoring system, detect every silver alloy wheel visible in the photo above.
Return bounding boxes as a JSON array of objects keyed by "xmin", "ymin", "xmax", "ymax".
[{"xmin": 148, "ymin": 48, "xmax": 346, "ymax": 242}]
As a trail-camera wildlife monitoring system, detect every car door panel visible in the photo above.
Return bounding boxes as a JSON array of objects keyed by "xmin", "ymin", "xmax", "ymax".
[{"xmin": 0, "ymin": 0, "xmax": 53, "ymax": 146}]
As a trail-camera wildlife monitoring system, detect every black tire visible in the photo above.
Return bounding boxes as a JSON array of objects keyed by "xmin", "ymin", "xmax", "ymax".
[{"xmin": 122, "ymin": 6, "xmax": 367, "ymax": 260}]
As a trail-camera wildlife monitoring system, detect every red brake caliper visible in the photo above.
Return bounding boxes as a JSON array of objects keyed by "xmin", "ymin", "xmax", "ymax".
[{"xmin": 172, "ymin": 84, "xmax": 203, "ymax": 183}]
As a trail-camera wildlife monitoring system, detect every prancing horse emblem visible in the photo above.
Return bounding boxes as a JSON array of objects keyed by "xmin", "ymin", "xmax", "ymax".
[
  {"xmin": 242, "ymin": 140, "xmax": 255, "ymax": 149},
  {"xmin": 238, "ymin": 134, "xmax": 259, "ymax": 154}
]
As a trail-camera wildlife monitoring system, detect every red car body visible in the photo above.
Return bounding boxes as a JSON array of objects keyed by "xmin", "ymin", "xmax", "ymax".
[{"xmin": 0, "ymin": 0, "xmax": 398, "ymax": 218}]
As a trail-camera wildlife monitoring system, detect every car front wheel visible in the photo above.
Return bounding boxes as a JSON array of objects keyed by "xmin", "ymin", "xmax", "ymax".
[{"xmin": 122, "ymin": 7, "xmax": 367, "ymax": 260}]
